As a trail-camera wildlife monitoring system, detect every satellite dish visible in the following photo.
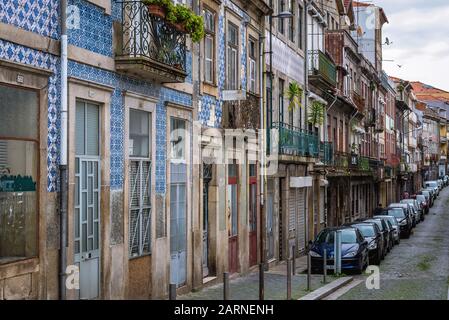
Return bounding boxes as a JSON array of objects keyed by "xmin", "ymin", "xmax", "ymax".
[{"xmin": 344, "ymin": 15, "xmax": 351, "ymax": 26}]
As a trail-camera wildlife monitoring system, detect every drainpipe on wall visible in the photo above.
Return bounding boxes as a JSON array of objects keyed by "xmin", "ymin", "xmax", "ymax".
[
  {"xmin": 258, "ymin": 31, "xmax": 266, "ymax": 267},
  {"xmin": 59, "ymin": 0, "xmax": 68, "ymax": 300}
]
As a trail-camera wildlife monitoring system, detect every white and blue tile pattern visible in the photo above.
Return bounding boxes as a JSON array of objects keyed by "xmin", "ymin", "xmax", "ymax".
[{"xmin": 0, "ymin": 0, "xmax": 59, "ymax": 39}]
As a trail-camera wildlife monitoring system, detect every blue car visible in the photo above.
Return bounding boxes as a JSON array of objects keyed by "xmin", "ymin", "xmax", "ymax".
[{"xmin": 310, "ymin": 226, "xmax": 369, "ymax": 274}]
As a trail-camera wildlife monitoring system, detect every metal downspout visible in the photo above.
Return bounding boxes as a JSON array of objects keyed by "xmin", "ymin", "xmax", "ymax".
[{"xmin": 59, "ymin": 0, "xmax": 68, "ymax": 300}]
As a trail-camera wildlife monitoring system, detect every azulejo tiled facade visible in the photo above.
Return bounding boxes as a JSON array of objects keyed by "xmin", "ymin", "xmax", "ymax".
[
  {"xmin": 0, "ymin": 0, "xmax": 59, "ymax": 39},
  {"xmin": 0, "ymin": 0, "xmax": 194, "ymax": 193}
]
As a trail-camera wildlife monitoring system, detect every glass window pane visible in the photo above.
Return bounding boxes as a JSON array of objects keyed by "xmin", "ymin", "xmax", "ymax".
[
  {"xmin": 86, "ymin": 103, "xmax": 99, "ymax": 156},
  {"xmin": 170, "ymin": 118, "xmax": 186, "ymax": 160},
  {"xmin": 0, "ymin": 85, "xmax": 38, "ymax": 140},
  {"xmin": 129, "ymin": 109, "xmax": 150, "ymax": 158},
  {"xmin": 0, "ymin": 85, "xmax": 39, "ymax": 265},
  {"xmin": 75, "ymin": 102, "xmax": 85, "ymax": 155}
]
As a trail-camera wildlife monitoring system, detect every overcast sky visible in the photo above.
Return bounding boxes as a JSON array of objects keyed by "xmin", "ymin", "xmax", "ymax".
[{"xmin": 372, "ymin": 0, "xmax": 449, "ymax": 91}]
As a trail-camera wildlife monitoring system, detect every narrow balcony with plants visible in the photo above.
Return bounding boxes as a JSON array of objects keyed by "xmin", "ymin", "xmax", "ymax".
[{"xmin": 115, "ymin": 0, "xmax": 204, "ymax": 83}]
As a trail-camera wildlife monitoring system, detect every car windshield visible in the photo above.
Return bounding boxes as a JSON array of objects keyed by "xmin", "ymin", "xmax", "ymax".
[
  {"xmin": 377, "ymin": 216, "xmax": 398, "ymax": 226},
  {"xmin": 386, "ymin": 208, "xmax": 405, "ymax": 219},
  {"xmin": 317, "ymin": 229, "xmax": 358, "ymax": 244},
  {"xmin": 355, "ymin": 225, "xmax": 375, "ymax": 237},
  {"xmin": 426, "ymin": 182, "xmax": 438, "ymax": 187},
  {"xmin": 401, "ymin": 200, "xmax": 414, "ymax": 205},
  {"xmin": 372, "ymin": 220, "xmax": 384, "ymax": 231},
  {"xmin": 416, "ymin": 195, "xmax": 426, "ymax": 202}
]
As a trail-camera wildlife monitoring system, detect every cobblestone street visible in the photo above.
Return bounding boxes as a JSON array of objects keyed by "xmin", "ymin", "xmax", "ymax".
[{"xmin": 336, "ymin": 187, "xmax": 449, "ymax": 300}]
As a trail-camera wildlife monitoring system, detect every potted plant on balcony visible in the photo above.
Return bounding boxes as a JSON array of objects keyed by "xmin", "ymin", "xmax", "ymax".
[
  {"xmin": 144, "ymin": 0, "xmax": 171, "ymax": 18},
  {"xmin": 142, "ymin": 0, "xmax": 205, "ymax": 43},
  {"xmin": 308, "ymin": 100, "xmax": 325, "ymax": 127},
  {"xmin": 286, "ymin": 81, "xmax": 303, "ymax": 112}
]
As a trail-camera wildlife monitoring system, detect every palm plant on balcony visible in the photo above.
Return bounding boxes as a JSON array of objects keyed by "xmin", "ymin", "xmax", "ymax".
[
  {"xmin": 286, "ymin": 81, "xmax": 303, "ymax": 112},
  {"xmin": 308, "ymin": 100, "xmax": 325, "ymax": 127},
  {"xmin": 143, "ymin": 0, "xmax": 205, "ymax": 43}
]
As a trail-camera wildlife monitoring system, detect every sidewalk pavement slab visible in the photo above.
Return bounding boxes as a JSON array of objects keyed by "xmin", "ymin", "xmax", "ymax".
[{"xmin": 299, "ymin": 277, "xmax": 354, "ymax": 300}]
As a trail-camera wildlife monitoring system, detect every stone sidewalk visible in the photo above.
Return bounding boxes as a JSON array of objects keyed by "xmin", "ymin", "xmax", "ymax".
[{"xmin": 179, "ymin": 255, "xmax": 334, "ymax": 300}]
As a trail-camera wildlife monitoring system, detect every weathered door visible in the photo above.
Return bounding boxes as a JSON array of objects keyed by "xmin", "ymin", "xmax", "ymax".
[
  {"xmin": 169, "ymin": 117, "xmax": 188, "ymax": 287},
  {"xmin": 74, "ymin": 101, "xmax": 101, "ymax": 300},
  {"xmin": 248, "ymin": 164, "xmax": 257, "ymax": 266},
  {"xmin": 170, "ymin": 163, "xmax": 187, "ymax": 287},
  {"xmin": 266, "ymin": 179, "xmax": 275, "ymax": 260},
  {"xmin": 228, "ymin": 163, "xmax": 238, "ymax": 273},
  {"xmin": 202, "ymin": 163, "xmax": 212, "ymax": 277}
]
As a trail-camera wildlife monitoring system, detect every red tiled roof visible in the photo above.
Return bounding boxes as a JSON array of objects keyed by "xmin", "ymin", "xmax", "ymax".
[{"xmin": 411, "ymin": 81, "xmax": 449, "ymax": 103}]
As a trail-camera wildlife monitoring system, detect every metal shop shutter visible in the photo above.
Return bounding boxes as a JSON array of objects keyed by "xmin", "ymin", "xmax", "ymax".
[{"xmin": 296, "ymin": 188, "xmax": 306, "ymax": 252}]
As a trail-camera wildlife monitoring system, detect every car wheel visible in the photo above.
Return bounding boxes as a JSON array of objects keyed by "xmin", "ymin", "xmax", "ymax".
[{"xmin": 396, "ymin": 237, "xmax": 401, "ymax": 245}]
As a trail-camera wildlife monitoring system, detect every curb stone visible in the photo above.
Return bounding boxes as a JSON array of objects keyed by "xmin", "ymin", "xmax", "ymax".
[{"xmin": 298, "ymin": 276, "xmax": 354, "ymax": 300}]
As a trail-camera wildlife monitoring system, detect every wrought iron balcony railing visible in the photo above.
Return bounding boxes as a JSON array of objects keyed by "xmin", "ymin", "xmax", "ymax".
[
  {"xmin": 351, "ymin": 90, "xmax": 365, "ymax": 113},
  {"xmin": 319, "ymin": 142, "xmax": 333, "ymax": 165},
  {"xmin": 272, "ymin": 122, "xmax": 319, "ymax": 158},
  {"xmin": 308, "ymin": 50, "xmax": 337, "ymax": 88},
  {"xmin": 116, "ymin": 1, "xmax": 187, "ymax": 83}
]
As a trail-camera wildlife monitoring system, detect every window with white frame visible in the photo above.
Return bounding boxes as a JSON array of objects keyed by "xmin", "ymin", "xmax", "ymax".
[
  {"xmin": 129, "ymin": 109, "xmax": 152, "ymax": 258},
  {"xmin": 203, "ymin": 8, "xmax": 215, "ymax": 84},
  {"xmin": 248, "ymin": 38, "xmax": 257, "ymax": 94},
  {"xmin": 227, "ymin": 22, "xmax": 239, "ymax": 90}
]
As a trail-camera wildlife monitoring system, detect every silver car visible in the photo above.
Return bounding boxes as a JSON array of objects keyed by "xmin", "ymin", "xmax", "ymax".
[
  {"xmin": 400, "ymin": 199, "xmax": 422, "ymax": 223},
  {"xmin": 425, "ymin": 181, "xmax": 439, "ymax": 196}
]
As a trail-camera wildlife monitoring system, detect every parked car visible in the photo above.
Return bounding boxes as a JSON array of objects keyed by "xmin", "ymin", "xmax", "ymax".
[
  {"xmin": 309, "ymin": 227, "xmax": 369, "ymax": 274},
  {"xmin": 373, "ymin": 215, "xmax": 401, "ymax": 245},
  {"xmin": 420, "ymin": 189, "xmax": 434, "ymax": 207},
  {"xmin": 444, "ymin": 175, "xmax": 449, "ymax": 186},
  {"xmin": 364, "ymin": 218, "xmax": 392, "ymax": 254},
  {"xmin": 390, "ymin": 203, "xmax": 416, "ymax": 228},
  {"xmin": 401, "ymin": 198, "xmax": 423, "ymax": 222},
  {"xmin": 424, "ymin": 187, "xmax": 437, "ymax": 201},
  {"xmin": 425, "ymin": 181, "xmax": 439, "ymax": 197},
  {"xmin": 414, "ymin": 194, "xmax": 429, "ymax": 216},
  {"xmin": 383, "ymin": 206, "xmax": 412, "ymax": 238},
  {"xmin": 345, "ymin": 222, "xmax": 383, "ymax": 265},
  {"xmin": 437, "ymin": 179, "xmax": 444, "ymax": 190}
]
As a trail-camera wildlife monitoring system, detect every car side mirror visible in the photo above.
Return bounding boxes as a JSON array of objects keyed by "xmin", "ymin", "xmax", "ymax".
[
  {"xmin": 363, "ymin": 240, "xmax": 368, "ymax": 246},
  {"xmin": 308, "ymin": 240, "xmax": 313, "ymax": 246}
]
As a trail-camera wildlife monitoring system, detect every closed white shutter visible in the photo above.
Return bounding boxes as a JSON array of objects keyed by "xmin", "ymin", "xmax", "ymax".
[
  {"xmin": 296, "ymin": 188, "xmax": 306, "ymax": 251},
  {"xmin": 0, "ymin": 141, "xmax": 7, "ymax": 169},
  {"xmin": 288, "ymin": 188, "xmax": 296, "ymax": 231}
]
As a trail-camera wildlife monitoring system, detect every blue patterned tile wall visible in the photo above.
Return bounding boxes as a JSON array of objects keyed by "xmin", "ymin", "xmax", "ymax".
[
  {"xmin": 0, "ymin": 0, "xmax": 59, "ymax": 39},
  {"xmin": 69, "ymin": 61, "xmax": 192, "ymax": 193},
  {"xmin": 68, "ymin": 0, "xmax": 113, "ymax": 57},
  {"xmin": 199, "ymin": 1, "xmax": 249, "ymax": 128}
]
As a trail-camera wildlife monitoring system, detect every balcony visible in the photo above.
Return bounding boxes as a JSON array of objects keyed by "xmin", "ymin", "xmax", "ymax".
[
  {"xmin": 308, "ymin": 50, "xmax": 337, "ymax": 88},
  {"xmin": 352, "ymin": 90, "xmax": 365, "ymax": 113},
  {"xmin": 358, "ymin": 156, "xmax": 371, "ymax": 172},
  {"xmin": 319, "ymin": 142, "xmax": 333, "ymax": 165},
  {"xmin": 272, "ymin": 122, "xmax": 319, "ymax": 158},
  {"xmin": 115, "ymin": 1, "xmax": 187, "ymax": 83}
]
